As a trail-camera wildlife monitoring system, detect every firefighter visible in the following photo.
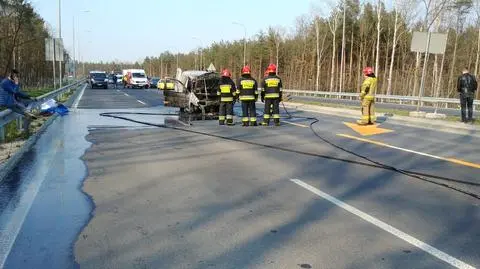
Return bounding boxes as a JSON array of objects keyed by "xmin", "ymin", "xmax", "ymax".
[
  {"xmin": 165, "ymin": 78, "xmax": 175, "ymax": 91},
  {"xmin": 357, "ymin": 67, "xmax": 377, "ymax": 125},
  {"xmin": 164, "ymin": 78, "xmax": 175, "ymax": 106},
  {"xmin": 261, "ymin": 64, "xmax": 282, "ymax": 126},
  {"xmin": 236, "ymin": 66, "xmax": 258, "ymax": 126},
  {"xmin": 217, "ymin": 69, "xmax": 236, "ymax": 125},
  {"xmin": 158, "ymin": 79, "xmax": 166, "ymax": 91}
]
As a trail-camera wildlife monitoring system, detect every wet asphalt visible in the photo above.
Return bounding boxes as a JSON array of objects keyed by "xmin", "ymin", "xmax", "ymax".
[
  {"xmin": 0, "ymin": 84, "xmax": 479, "ymax": 268},
  {"xmin": 0, "ymin": 84, "xmax": 170, "ymax": 269}
]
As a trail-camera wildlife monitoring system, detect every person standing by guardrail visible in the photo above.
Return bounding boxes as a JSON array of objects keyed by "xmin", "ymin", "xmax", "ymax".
[
  {"xmin": 0, "ymin": 69, "xmax": 37, "ymax": 120},
  {"xmin": 357, "ymin": 67, "xmax": 377, "ymax": 125},
  {"xmin": 457, "ymin": 68, "xmax": 477, "ymax": 123}
]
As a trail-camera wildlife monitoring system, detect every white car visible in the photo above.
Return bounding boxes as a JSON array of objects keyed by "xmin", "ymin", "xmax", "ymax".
[{"xmin": 122, "ymin": 69, "xmax": 148, "ymax": 88}]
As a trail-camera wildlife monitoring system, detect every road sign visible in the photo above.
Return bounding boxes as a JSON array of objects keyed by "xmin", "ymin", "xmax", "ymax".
[
  {"xmin": 45, "ymin": 38, "xmax": 64, "ymax": 61},
  {"xmin": 411, "ymin": 32, "xmax": 447, "ymax": 54},
  {"xmin": 55, "ymin": 38, "xmax": 64, "ymax": 62},
  {"xmin": 45, "ymin": 38, "xmax": 54, "ymax": 61}
]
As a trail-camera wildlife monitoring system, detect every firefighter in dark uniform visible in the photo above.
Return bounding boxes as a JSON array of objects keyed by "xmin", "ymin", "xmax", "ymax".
[
  {"xmin": 457, "ymin": 68, "xmax": 477, "ymax": 123},
  {"xmin": 261, "ymin": 64, "xmax": 282, "ymax": 126},
  {"xmin": 217, "ymin": 69, "xmax": 236, "ymax": 125},
  {"xmin": 158, "ymin": 79, "xmax": 167, "ymax": 105},
  {"xmin": 164, "ymin": 78, "xmax": 175, "ymax": 106},
  {"xmin": 236, "ymin": 66, "xmax": 258, "ymax": 126}
]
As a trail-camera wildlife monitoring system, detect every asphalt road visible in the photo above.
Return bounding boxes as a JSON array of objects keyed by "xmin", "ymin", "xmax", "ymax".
[{"xmin": 0, "ymin": 85, "xmax": 479, "ymax": 269}]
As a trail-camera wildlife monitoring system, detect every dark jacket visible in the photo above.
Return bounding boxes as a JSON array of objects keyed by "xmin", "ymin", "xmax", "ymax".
[
  {"xmin": 261, "ymin": 74, "xmax": 283, "ymax": 99},
  {"xmin": 217, "ymin": 77, "xmax": 236, "ymax": 102},
  {"xmin": 457, "ymin": 73, "xmax": 477, "ymax": 94},
  {"xmin": 236, "ymin": 75, "xmax": 258, "ymax": 101},
  {"xmin": 0, "ymin": 78, "xmax": 30, "ymax": 106}
]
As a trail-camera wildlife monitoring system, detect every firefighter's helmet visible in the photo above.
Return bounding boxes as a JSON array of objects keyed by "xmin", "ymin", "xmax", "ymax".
[
  {"xmin": 363, "ymin": 67, "xmax": 374, "ymax": 76},
  {"xmin": 221, "ymin": 69, "xmax": 231, "ymax": 78},
  {"xmin": 241, "ymin": 66, "xmax": 251, "ymax": 75},
  {"xmin": 266, "ymin": 64, "xmax": 277, "ymax": 74}
]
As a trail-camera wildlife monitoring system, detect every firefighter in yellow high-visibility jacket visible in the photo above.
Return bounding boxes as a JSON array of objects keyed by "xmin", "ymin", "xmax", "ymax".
[{"xmin": 357, "ymin": 67, "xmax": 377, "ymax": 125}]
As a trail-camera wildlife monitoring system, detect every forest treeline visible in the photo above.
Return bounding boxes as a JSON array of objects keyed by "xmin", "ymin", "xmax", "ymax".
[
  {"xmin": 0, "ymin": 0, "xmax": 69, "ymax": 87},
  {"xmin": 4, "ymin": 0, "xmax": 478, "ymax": 99},
  {"xmin": 134, "ymin": 0, "xmax": 479, "ymax": 99}
]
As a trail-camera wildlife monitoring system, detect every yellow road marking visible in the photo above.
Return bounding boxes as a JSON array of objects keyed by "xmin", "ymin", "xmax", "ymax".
[
  {"xmin": 344, "ymin": 122, "xmax": 394, "ymax": 136},
  {"xmin": 284, "ymin": 121, "xmax": 309, "ymax": 128},
  {"xmin": 338, "ymin": 134, "xmax": 480, "ymax": 169}
]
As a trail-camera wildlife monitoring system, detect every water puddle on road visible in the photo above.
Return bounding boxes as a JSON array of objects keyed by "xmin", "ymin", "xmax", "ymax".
[{"xmin": 0, "ymin": 106, "xmax": 176, "ymax": 269}]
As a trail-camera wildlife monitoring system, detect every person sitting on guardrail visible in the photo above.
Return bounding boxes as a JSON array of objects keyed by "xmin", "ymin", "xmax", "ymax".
[
  {"xmin": 457, "ymin": 68, "xmax": 477, "ymax": 123},
  {"xmin": 0, "ymin": 69, "xmax": 37, "ymax": 120}
]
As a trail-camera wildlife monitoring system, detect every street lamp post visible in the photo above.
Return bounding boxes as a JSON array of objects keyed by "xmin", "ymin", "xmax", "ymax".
[
  {"xmin": 73, "ymin": 10, "xmax": 90, "ymax": 79},
  {"xmin": 233, "ymin": 22, "xmax": 247, "ymax": 66},
  {"xmin": 192, "ymin": 37, "xmax": 203, "ymax": 70},
  {"xmin": 58, "ymin": 0, "xmax": 62, "ymax": 87}
]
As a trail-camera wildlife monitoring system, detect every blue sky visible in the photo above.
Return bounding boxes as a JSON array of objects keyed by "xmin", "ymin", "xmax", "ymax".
[{"xmin": 32, "ymin": 0, "xmax": 319, "ymax": 63}]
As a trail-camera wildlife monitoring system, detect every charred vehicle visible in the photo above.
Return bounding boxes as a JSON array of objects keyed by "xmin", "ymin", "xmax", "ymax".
[{"xmin": 163, "ymin": 68, "xmax": 221, "ymax": 117}]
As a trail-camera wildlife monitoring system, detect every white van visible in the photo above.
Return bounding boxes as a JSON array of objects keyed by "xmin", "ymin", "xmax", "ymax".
[{"xmin": 122, "ymin": 69, "xmax": 148, "ymax": 88}]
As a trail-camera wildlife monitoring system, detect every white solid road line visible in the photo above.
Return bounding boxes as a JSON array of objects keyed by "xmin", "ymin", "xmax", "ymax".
[
  {"xmin": 290, "ymin": 179, "xmax": 476, "ymax": 269},
  {"xmin": 283, "ymin": 121, "xmax": 309, "ymax": 128},
  {"xmin": 137, "ymin": 100, "xmax": 146, "ymax": 105},
  {"xmin": 72, "ymin": 84, "xmax": 87, "ymax": 109}
]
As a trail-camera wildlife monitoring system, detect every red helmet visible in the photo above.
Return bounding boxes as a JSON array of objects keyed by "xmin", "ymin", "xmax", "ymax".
[
  {"xmin": 266, "ymin": 63, "xmax": 277, "ymax": 74},
  {"xmin": 241, "ymin": 66, "xmax": 251, "ymax": 75},
  {"xmin": 363, "ymin": 67, "xmax": 374, "ymax": 76},
  {"xmin": 221, "ymin": 69, "xmax": 231, "ymax": 78}
]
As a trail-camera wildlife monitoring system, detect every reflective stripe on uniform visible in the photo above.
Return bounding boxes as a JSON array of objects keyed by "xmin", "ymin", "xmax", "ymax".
[
  {"xmin": 263, "ymin": 114, "xmax": 270, "ymax": 119},
  {"xmin": 265, "ymin": 78, "xmax": 280, "ymax": 87},
  {"xmin": 226, "ymin": 115, "xmax": 233, "ymax": 119},
  {"xmin": 265, "ymin": 93, "xmax": 280, "ymax": 98},
  {"xmin": 242, "ymin": 117, "xmax": 249, "ymax": 122},
  {"xmin": 166, "ymin": 82, "xmax": 174, "ymax": 89},
  {"xmin": 221, "ymin": 97, "xmax": 234, "ymax": 102},
  {"xmin": 250, "ymin": 117, "xmax": 257, "ymax": 122},
  {"xmin": 220, "ymin": 85, "xmax": 232, "ymax": 93},
  {"xmin": 239, "ymin": 95, "xmax": 255, "ymax": 101},
  {"xmin": 241, "ymin": 80, "xmax": 255, "ymax": 89},
  {"xmin": 219, "ymin": 116, "xmax": 225, "ymax": 120},
  {"xmin": 273, "ymin": 114, "xmax": 280, "ymax": 119}
]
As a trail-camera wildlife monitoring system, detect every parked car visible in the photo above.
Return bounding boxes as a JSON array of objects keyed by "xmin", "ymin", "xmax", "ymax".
[
  {"xmin": 89, "ymin": 71, "xmax": 108, "ymax": 89},
  {"xmin": 149, "ymin": 77, "xmax": 160, "ymax": 88},
  {"xmin": 122, "ymin": 69, "xmax": 148, "ymax": 88}
]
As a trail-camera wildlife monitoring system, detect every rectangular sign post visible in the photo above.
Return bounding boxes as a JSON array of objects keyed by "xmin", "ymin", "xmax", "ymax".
[
  {"xmin": 45, "ymin": 38, "xmax": 64, "ymax": 89},
  {"xmin": 410, "ymin": 32, "xmax": 448, "ymax": 112},
  {"xmin": 55, "ymin": 38, "xmax": 64, "ymax": 87},
  {"xmin": 45, "ymin": 38, "xmax": 56, "ymax": 89}
]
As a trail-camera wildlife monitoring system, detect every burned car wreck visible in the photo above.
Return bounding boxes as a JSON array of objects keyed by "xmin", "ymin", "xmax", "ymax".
[{"xmin": 163, "ymin": 68, "xmax": 221, "ymax": 118}]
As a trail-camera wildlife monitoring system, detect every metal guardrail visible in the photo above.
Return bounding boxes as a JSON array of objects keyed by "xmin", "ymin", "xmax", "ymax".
[
  {"xmin": 0, "ymin": 80, "xmax": 85, "ymax": 142},
  {"xmin": 282, "ymin": 89, "xmax": 479, "ymax": 109}
]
